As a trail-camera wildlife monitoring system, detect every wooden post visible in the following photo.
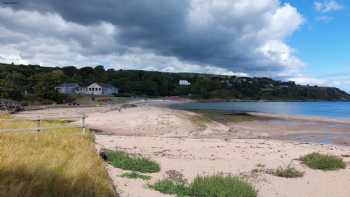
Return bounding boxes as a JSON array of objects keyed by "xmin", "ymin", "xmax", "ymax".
[
  {"xmin": 37, "ymin": 115, "xmax": 41, "ymax": 132},
  {"xmin": 82, "ymin": 113, "xmax": 86, "ymax": 134}
]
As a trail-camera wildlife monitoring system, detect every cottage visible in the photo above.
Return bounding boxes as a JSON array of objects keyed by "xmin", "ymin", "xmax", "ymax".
[
  {"xmin": 179, "ymin": 80, "xmax": 191, "ymax": 86},
  {"xmin": 55, "ymin": 83, "xmax": 80, "ymax": 95},
  {"xmin": 84, "ymin": 83, "xmax": 118, "ymax": 96},
  {"xmin": 56, "ymin": 82, "xmax": 118, "ymax": 96}
]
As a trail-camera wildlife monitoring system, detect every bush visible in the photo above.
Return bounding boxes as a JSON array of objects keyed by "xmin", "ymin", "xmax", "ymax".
[
  {"xmin": 190, "ymin": 175, "xmax": 256, "ymax": 197},
  {"xmin": 150, "ymin": 179, "xmax": 190, "ymax": 197},
  {"xmin": 271, "ymin": 166, "xmax": 304, "ymax": 178},
  {"xmin": 301, "ymin": 153, "xmax": 346, "ymax": 171},
  {"xmin": 120, "ymin": 172, "xmax": 151, "ymax": 180},
  {"xmin": 104, "ymin": 150, "xmax": 160, "ymax": 173}
]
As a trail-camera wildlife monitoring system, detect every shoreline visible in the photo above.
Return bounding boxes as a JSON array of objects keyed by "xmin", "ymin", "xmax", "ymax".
[{"xmin": 249, "ymin": 112, "xmax": 350, "ymax": 124}]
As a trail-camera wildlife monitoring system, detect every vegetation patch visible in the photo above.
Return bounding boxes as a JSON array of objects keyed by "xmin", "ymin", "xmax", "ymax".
[
  {"xmin": 190, "ymin": 109, "xmax": 274, "ymax": 124},
  {"xmin": 191, "ymin": 175, "xmax": 257, "ymax": 197},
  {"xmin": 150, "ymin": 179, "xmax": 190, "ymax": 197},
  {"xmin": 120, "ymin": 172, "xmax": 151, "ymax": 180},
  {"xmin": 271, "ymin": 166, "xmax": 304, "ymax": 178},
  {"xmin": 0, "ymin": 117, "xmax": 115, "ymax": 197},
  {"xmin": 301, "ymin": 153, "xmax": 346, "ymax": 171},
  {"xmin": 103, "ymin": 150, "xmax": 160, "ymax": 173},
  {"xmin": 151, "ymin": 175, "xmax": 256, "ymax": 197}
]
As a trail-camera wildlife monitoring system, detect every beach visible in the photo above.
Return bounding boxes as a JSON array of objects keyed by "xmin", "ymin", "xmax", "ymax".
[{"xmin": 14, "ymin": 100, "xmax": 350, "ymax": 197}]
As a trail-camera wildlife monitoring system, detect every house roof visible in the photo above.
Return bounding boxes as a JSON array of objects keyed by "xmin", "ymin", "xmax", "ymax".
[
  {"xmin": 94, "ymin": 83, "xmax": 116, "ymax": 89},
  {"xmin": 56, "ymin": 83, "xmax": 80, "ymax": 88}
]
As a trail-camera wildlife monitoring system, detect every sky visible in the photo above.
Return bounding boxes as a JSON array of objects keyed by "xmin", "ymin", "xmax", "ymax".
[{"xmin": 0, "ymin": 0, "xmax": 349, "ymax": 91}]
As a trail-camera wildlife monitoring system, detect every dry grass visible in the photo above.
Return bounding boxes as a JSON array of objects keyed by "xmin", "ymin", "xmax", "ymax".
[{"xmin": 0, "ymin": 114, "xmax": 116, "ymax": 197}]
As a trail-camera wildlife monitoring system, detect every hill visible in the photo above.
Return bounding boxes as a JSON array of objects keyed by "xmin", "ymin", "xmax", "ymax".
[{"xmin": 0, "ymin": 63, "xmax": 349, "ymax": 103}]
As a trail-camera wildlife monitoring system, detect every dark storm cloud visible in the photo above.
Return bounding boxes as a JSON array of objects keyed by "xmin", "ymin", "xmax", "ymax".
[{"xmin": 1, "ymin": 0, "xmax": 304, "ymax": 76}]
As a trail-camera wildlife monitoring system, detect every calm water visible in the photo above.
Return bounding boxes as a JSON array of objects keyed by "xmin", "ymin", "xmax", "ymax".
[{"xmin": 173, "ymin": 101, "xmax": 350, "ymax": 120}]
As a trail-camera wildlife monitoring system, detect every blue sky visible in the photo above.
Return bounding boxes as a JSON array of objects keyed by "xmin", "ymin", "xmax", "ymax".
[
  {"xmin": 284, "ymin": 0, "xmax": 350, "ymax": 91},
  {"xmin": 0, "ymin": 0, "xmax": 349, "ymax": 92}
]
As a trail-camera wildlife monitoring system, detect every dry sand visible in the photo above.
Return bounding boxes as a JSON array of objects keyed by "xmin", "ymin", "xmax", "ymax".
[
  {"xmin": 85, "ymin": 104, "xmax": 350, "ymax": 197},
  {"xmin": 96, "ymin": 136, "xmax": 350, "ymax": 197}
]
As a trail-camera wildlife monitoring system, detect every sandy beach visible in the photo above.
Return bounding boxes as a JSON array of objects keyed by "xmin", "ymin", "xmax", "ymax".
[{"xmin": 14, "ymin": 101, "xmax": 350, "ymax": 197}]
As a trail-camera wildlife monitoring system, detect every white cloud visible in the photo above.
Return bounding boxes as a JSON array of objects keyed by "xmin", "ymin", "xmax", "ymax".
[
  {"xmin": 290, "ymin": 74, "xmax": 350, "ymax": 93},
  {"xmin": 314, "ymin": 0, "xmax": 344, "ymax": 13}
]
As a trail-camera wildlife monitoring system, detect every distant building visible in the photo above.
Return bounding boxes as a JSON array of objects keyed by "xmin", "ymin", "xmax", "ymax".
[
  {"xmin": 179, "ymin": 80, "xmax": 191, "ymax": 86},
  {"xmin": 84, "ymin": 83, "xmax": 118, "ymax": 96},
  {"xmin": 55, "ymin": 83, "xmax": 80, "ymax": 95},
  {"xmin": 56, "ymin": 82, "xmax": 118, "ymax": 96}
]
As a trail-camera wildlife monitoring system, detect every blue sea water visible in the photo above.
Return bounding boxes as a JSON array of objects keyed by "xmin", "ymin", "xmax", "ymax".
[{"xmin": 173, "ymin": 101, "xmax": 350, "ymax": 120}]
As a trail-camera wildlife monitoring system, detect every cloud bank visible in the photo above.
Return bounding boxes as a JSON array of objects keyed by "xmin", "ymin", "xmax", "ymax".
[{"xmin": 0, "ymin": 0, "xmax": 304, "ymax": 77}]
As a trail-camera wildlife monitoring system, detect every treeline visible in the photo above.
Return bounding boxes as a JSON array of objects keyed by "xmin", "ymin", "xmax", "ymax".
[{"xmin": 0, "ymin": 63, "xmax": 349, "ymax": 103}]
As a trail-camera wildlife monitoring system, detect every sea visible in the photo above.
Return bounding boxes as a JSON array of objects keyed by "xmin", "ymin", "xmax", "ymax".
[{"xmin": 172, "ymin": 101, "xmax": 350, "ymax": 120}]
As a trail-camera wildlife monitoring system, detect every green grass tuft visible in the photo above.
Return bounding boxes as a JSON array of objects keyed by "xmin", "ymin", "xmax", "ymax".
[
  {"xmin": 190, "ymin": 175, "xmax": 257, "ymax": 197},
  {"xmin": 271, "ymin": 166, "xmax": 304, "ymax": 178},
  {"xmin": 120, "ymin": 172, "xmax": 151, "ymax": 180},
  {"xmin": 104, "ymin": 150, "xmax": 160, "ymax": 173},
  {"xmin": 150, "ymin": 179, "xmax": 190, "ymax": 197},
  {"xmin": 301, "ymin": 153, "xmax": 346, "ymax": 171},
  {"xmin": 151, "ymin": 175, "xmax": 256, "ymax": 197}
]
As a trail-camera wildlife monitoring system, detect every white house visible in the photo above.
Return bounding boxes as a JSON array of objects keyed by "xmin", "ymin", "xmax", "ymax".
[
  {"xmin": 56, "ymin": 82, "xmax": 118, "ymax": 96},
  {"xmin": 55, "ymin": 83, "xmax": 80, "ymax": 95},
  {"xmin": 179, "ymin": 80, "xmax": 191, "ymax": 86},
  {"xmin": 83, "ymin": 83, "xmax": 118, "ymax": 96}
]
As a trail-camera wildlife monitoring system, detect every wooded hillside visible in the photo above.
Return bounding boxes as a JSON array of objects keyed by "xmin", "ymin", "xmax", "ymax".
[{"xmin": 1, "ymin": 63, "xmax": 349, "ymax": 103}]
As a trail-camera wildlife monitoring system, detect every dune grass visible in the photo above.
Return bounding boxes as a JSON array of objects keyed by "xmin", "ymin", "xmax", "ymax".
[
  {"xmin": 104, "ymin": 150, "xmax": 160, "ymax": 173},
  {"xmin": 191, "ymin": 175, "xmax": 257, "ymax": 197},
  {"xmin": 271, "ymin": 166, "xmax": 304, "ymax": 178},
  {"xmin": 301, "ymin": 153, "xmax": 346, "ymax": 171},
  {"xmin": 120, "ymin": 172, "xmax": 151, "ymax": 180},
  {"xmin": 0, "ymin": 115, "xmax": 116, "ymax": 197},
  {"xmin": 150, "ymin": 179, "xmax": 190, "ymax": 197},
  {"xmin": 151, "ymin": 175, "xmax": 256, "ymax": 197},
  {"xmin": 0, "ymin": 114, "xmax": 68, "ymax": 130}
]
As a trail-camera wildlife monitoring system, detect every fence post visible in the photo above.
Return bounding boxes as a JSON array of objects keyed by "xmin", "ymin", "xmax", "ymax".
[
  {"xmin": 82, "ymin": 113, "xmax": 86, "ymax": 135},
  {"xmin": 37, "ymin": 115, "xmax": 41, "ymax": 132}
]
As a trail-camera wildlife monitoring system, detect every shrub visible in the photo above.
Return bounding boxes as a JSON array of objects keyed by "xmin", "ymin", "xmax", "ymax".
[
  {"xmin": 104, "ymin": 150, "xmax": 160, "ymax": 173},
  {"xmin": 150, "ymin": 179, "xmax": 190, "ymax": 197},
  {"xmin": 190, "ymin": 175, "xmax": 257, "ymax": 197},
  {"xmin": 271, "ymin": 166, "xmax": 304, "ymax": 178},
  {"xmin": 301, "ymin": 153, "xmax": 346, "ymax": 171},
  {"xmin": 120, "ymin": 172, "xmax": 151, "ymax": 180}
]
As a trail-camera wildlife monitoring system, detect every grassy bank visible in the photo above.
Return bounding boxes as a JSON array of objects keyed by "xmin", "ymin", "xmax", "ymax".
[
  {"xmin": 189, "ymin": 109, "xmax": 274, "ymax": 124},
  {"xmin": 0, "ymin": 115, "xmax": 116, "ymax": 197}
]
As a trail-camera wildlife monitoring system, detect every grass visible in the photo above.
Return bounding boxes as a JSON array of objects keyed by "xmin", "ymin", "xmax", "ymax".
[
  {"xmin": 301, "ymin": 153, "xmax": 346, "ymax": 171},
  {"xmin": 151, "ymin": 175, "xmax": 256, "ymax": 197},
  {"xmin": 103, "ymin": 150, "xmax": 160, "ymax": 173},
  {"xmin": 149, "ymin": 179, "xmax": 190, "ymax": 197},
  {"xmin": 191, "ymin": 175, "xmax": 257, "ymax": 197},
  {"xmin": 74, "ymin": 95, "xmax": 130, "ymax": 106},
  {"xmin": 271, "ymin": 166, "xmax": 304, "ymax": 178},
  {"xmin": 0, "ymin": 114, "xmax": 68, "ymax": 130},
  {"xmin": 120, "ymin": 172, "xmax": 151, "ymax": 180},
  {"xmin": 190, "ymin": 109, "xmax": 273, "ymax": 124},
  {"xmin": 0, "ymin": 115, "xmax": 115, "ymax": 197}
]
